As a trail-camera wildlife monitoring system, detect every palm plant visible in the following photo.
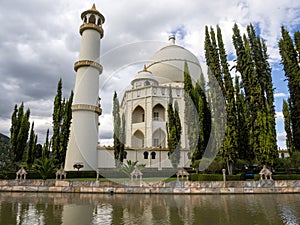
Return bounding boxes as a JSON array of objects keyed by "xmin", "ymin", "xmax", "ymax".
[
  {"xmin": 33, "ymin": 157, "xmax": 56, "ymax": 180},
  {"xmin": 120, "ymin": 160, "xmax": 145, "ymax": 178}
]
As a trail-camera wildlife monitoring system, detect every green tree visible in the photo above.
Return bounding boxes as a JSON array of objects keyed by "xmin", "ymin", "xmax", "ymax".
[
  {"xmin": 52, "ymin": 79, "xmax": 73, "ymax": 166},
  {"xmin": 283, "ymin": 99, "xmax": 293, "ymax": 155},
  {"xmin": 52, "ymin": 79, "xmax": 63, "ymax": 165},
  {"xmin": 166, "ymin": 87, "xmax": 181, "ymax": 168},
  {"xmin": 113, "ymin": 91, "xmax": 124, "ymax": 167},
  {"xmin": 279, "ymin": 27, "xmax": 300, "ymax": 152},
  {"xmin": 10, "ymin": 103, "xmax": 30, "ymax": 164},
  {"xmin": 59, "ymin": 91, "xmax": 73, "ymax": 165},
  {"xmin": 42, "ymin": 129, "xmax": 51, "ymax": 159},
  {"xmin": 232, "ymin": 24, "xmax": 277, "ymax": 165},
  {"xmin": 235, "ymin": 76, "xmax": 251, "ymax": 161},
  {"xmin": 26, "ymin": 122, "xmax": 36, "ymax": 168}
]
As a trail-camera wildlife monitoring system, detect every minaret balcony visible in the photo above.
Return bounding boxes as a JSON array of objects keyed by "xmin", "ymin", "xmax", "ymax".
[
  {"xmin": 74, "ymin": 60, "xmax": 103, "ymax": 74},
  {"xmin": 79, "ymin": 23, "xmax": 104, "ymax": 38},
  {"xmin": 72, "ymin": 104, "xmax": 102, "ymax": 116}
]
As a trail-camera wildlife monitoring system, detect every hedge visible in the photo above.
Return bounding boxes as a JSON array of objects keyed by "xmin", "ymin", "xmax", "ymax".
[{"xmin": 189, "ymin": 174, "xmax": 242, "ymax": 181}]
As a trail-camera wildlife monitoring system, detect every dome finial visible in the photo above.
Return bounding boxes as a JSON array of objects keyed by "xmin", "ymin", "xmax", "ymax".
[
  {"xmin": 168, "ymin": 35, "xmax": 175, "ymax": 45},
  {"xmin": 143, "ymin": 64, "xmax": 147, "ymax": 71},
  {"xmin": 91, "ymin": 3, "xmax": 97, "ymax": 10}
]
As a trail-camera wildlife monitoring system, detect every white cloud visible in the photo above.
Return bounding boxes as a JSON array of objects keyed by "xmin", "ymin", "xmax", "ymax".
[
  {"xmin": 274, "ymin": 93, "xmax": 288, "ymax": 98},
  {"xmin": 276, "ymin": 112, "xmax": 284, "ymax": 120}
]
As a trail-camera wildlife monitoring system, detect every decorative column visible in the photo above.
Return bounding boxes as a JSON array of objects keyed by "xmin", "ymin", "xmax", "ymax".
[{"xmin": 65, "ymin": 4, "xmax": 105, "ymax": 171}]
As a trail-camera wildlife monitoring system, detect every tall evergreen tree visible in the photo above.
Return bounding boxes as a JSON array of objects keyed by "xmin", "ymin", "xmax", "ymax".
[
  {"xmin": 51, "ymin": 79, "xmax": 73, "ymax": 166},
  {"xmin": 216, "ymin": 25, "xmax": 238, "ymax": 174},
  {"xmin": 42, "ymin": 129, "xmax": 51, "ymax": 159},
  {"xmin": 52, "ymin": 79, "xmax": 63, "ymax": 165},
  {"xmin": 59, "ymin": 91, "xmax": 73, "ymax": 165},
  {"xmin": 183, "ymin": 62, "xmax": 199, "ymax": 162},
  {"xmin": 26, "ymin": 122, "xmax": 36, "ymax": 167},
  {"xmin": 283, "ymin": 99, "xmax": 293, "ymax": 155},
  {"xmin": 235, "ymin": 76, "xmax": 251, "ymax": 160},
  {"xmin": 113, "ymin": 91, "xmax": 124, "ymax": 167},
  {"xmin": 232, "ymin": 24, "xmax": 277, "ymax": 165},
  {"xmin": 279, "ymin": 27, "xmax": 300, "ymax": 152},
  {"xmin": 166, "ymin": 87, "xmax": 181, "ymax": 168},
  {"xmin": 10, "ymin": 103, "xmax": 31, "ymax": 164}
]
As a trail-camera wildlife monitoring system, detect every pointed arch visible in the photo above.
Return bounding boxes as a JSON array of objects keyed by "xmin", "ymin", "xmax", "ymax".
[
  {"xmin": 132, "ymin": 129, "xmax": 144, "ymax": 147},
  {"xmin": 153, "ymin": 103, "xmax": 165, "ymax": 121},
  {"xmin": 132, "ymin": 105, "xmax": 145, "ymax": 123},
  {"xmin": 152, "ymin": 128, "xmax": 166, "ymax": 148}
]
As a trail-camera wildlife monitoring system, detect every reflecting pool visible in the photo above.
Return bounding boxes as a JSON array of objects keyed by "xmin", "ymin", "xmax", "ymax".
[{"xmin": 0, "ymin": 192, "xmax": 300, "ymax": 225}]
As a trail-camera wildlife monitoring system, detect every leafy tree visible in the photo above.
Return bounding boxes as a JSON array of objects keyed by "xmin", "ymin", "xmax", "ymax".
[
  {"xmin": 232, "ymin": 24, "xmax": 277, "ymax": 165},
  {"xmin": 52, "ymin": 79, "xmax": 73, "ymax": 167},
  {"xmin": 183, "ymin": 62, "xmax": 199, "ymax": 161},
  {"xmin": 10, "ymin": 103, "xmax": 30, "ymax": 164},
  {"xmin": 283, "ymin": 99, "xmax": 293, "ymax": 155},
  {"xmin": 113, "ymin": 91, "xmax": 124, "ymax": 167},
  {"xmin": 166, "ymin": 87, "xmax": 181, "ymax": 168},
  {"xmin": 279, "ymin": 27, "xmax": 300, "ymax": 152},
  {"xmin": 59, "ymin": 91, "xmax": 73, "ymax": 165},
  {"xmin": 52, "ymin": 79, "xmax": 63, "ymax": 165},
  {"xmin": 26, "ymin": 122, "xmax": 36, "ymax": 168}
]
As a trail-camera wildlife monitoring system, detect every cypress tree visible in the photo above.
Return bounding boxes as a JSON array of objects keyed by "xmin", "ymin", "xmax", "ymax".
[
  {"xmin": 235, "ymin": 76, "xmax": 251, "ymax": 160},
  {"xmin": 279, "ymin": 27, "xmax": 300, "ymax": 152},
  {"xmin": 26, "ymin": 122, "xmax": 36, "ymax": 167},
  {"xmin": 232, "ymin": 24, "xmax": 277, "ymax": 165},
  {"xmin": 59, "ymin": 91, "xmax": 73, "ymax": 165},
  {"xmin": 216, "ymin": 25, "xmax": 238, "ymax": 174},
  {"xmin": 52, "ymin": 79, "xmax": 63, "ymax": 164},
  {"xmin": 113, "ymin": 91, "xmax": 123, "ymax": 167},
  {"xmin": 183, "ymin": 62, "xmax": 199, "ymax": 161},
  {"xmin": 10, "ymin": 104, "xmax": 18, "ymax": 161},
  {"xmin": 42, "ymin": 129, "xmax": 50, "ymax": 159},
  {"xmin": 283, "ymin": 99, "xmax": 293, "ymax": 155},
  {"xmin": 167, "ymin": 88, "xmax": 181, "ymax": 168},
  {"xmin": 15, "ymin": 108, "xmax": 30, "ymax": 163},
  {"xmin": 51, "ymin": 79, "xmax": 73, "ymax": 166}
]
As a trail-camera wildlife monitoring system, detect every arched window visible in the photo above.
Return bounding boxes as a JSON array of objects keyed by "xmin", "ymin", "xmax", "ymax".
[
  {"xmin": 132, "ymin": 130, "xmax": 144, "ymax": 147},
  {"xmin": 89, "ymin": 14, "xmax": 96, "ymax": 24},
  {"xmin": 144, "ymin": 80, "xmax": 150, "ymax": 86},
  {"xmin": 123, "ymin": 151, "xmax": 127, "ymax": 159},
  {"xmin": 132, "ymin": 106, "xmax": 145, "ymax": 123},
  {"xmin": 151, "ymin": 152, "xmax": 156, "ymax": 159},
  {"xmin": 153, "ymin": 104, "xmax": 165, "ymax": 121},
  {"xmin": 144, "ymin": 151, "xmax": 149, "ymax": 159},
  {"xmin": 153, "ymin": 129, "xmax": 166, "ymax": 148},
  {"xmin": 281, "ymin": 152, "xmax": 284, "ymax": 158}
]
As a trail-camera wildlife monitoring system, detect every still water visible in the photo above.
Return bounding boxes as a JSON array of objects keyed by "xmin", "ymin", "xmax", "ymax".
[{"xmin": 0, "ymin": 192, "xmax": 300, "ymax": 225}]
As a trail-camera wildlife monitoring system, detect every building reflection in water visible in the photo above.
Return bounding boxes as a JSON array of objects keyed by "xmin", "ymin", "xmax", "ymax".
[{"xmin": 0, "ymin": 192, "xmax": 300, "ymax": 225}]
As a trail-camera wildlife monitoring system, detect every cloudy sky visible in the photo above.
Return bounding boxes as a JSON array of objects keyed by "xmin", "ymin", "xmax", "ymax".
[{"xmin": 0, "ymin": 0, "xmax": 300, "ymax": 149}]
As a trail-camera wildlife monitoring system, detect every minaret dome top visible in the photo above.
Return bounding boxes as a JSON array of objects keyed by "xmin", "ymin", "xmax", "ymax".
[{"xmin": 81, "ymin": 3, "xmax": 105, "ymax": 25}]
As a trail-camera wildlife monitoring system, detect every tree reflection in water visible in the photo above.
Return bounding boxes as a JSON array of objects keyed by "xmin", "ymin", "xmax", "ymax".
[{"xmin": 0, "ymin": 192, "xmax": 299, "ymax": 225}]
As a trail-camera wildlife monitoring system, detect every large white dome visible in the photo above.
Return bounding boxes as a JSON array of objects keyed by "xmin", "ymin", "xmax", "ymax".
[{"xmin": 147, "ymin": 36, "xmax": 201, "ymax": 84}]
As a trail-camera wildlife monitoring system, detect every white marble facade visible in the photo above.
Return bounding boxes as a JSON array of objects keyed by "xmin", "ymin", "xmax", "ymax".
[{"xmin": 98, "ymin": 36, "xmax": 202, "ymax": 169}]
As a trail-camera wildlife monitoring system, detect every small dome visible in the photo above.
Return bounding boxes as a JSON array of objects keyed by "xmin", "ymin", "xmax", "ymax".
[
  {"xmin": 147, "ymin": 37, "xmax": 201, "ymax": 83},
  {"xmin": 131, "ymin": 66, "xmax": 158, "ymax": 86}
]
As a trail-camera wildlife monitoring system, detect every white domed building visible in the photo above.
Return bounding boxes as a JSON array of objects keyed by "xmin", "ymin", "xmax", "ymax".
[{"xmin": 98, "ymin": 36, "xmax": 202, "ymax": 169}]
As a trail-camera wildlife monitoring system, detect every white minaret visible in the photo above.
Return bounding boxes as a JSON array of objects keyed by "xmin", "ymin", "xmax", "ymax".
[{"xmin": 65, "ymin": 4, "xmax": 105, "ymax": 171}]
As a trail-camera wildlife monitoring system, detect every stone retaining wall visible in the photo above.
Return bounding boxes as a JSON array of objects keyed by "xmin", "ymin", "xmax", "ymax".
[{"xmin": 0, "ymin": 179, "xmax": 300, "ymax": 194}]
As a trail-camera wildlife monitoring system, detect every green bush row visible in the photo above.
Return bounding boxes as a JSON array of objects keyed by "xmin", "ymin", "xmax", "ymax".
[
  {"xmin": 189, "ymin": 174, "xmax": 242, "ymax": 181},
  {"xmin": 0, "ymin": 170, "xmax": 98, "ymax": 180},
  {"xmin": 190, "ymin": 173, "xmax": 300, "ymax": 181}
]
